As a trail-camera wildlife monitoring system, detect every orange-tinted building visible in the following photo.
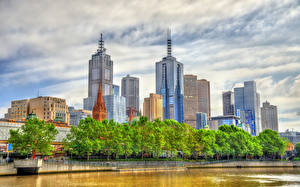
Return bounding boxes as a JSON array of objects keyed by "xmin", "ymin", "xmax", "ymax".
[{"xmin": 92, "ymin": 82, "xmax": 107, "ymax": 121}]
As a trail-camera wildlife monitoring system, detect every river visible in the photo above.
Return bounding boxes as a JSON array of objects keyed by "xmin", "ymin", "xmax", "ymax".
[{"xmin": 1, "ymin": 168, "xmax": 300, "ymax": 186}]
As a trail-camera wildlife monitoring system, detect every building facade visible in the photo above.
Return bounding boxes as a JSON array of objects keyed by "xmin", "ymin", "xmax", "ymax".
[
  {"xmin": 29, "ymin": 96, "xmax": 70, "ymax": 124},
  {"xmin": 279, "ymin": 130, "xmax": 300, "ymax": 145},
  {"xmin": 5, "ymin": 96, "xmax": 70, "ymax": 124},
  {"xmin": 197, "ymin": 79, "xmax": 211, "ymax": 119},
  {"xmin": 143, "ymin": 93, "xmax": 163, "ymax": 121},
  {"xmin": 234, "ymin": 81, "xmax": 261, "ymax": 136},
  {"xmin": 156, "ymin": 30, "xmax": 184, "ymax": 123},
  {"xmin": 121, "ymin": 74, "xmax": 139, "ymax": 113},
  {"xmin": 5, "ymin": 99, "xmax": 29, "ymax": 121},
  {"xmin": 70, "ymin": 109, "xmax": 92, "ymax": 126},
  {"xmin": 83, "ymin": 34, "xmax": 113, "ymax": 111},
  {"xmin": 196, "ymin": 112, "xmax": 207, "ymax": 130},
  {"xmin": 184, "ymin": 75, "xmax": 198, "ymax": 128},
  {"xmin": 210, "ymin": 115, "xmax": 240, "ymax": 127},
  {"xmin": 103, "ymin": 95, "xmax": 126, "ymax": 124},
  {"xmin": 261, "ymin": 101, "xmax": 278, "ymax": 132},
  {"xmin": 223, "ymin": 91, "xmax": 234, "ymax": 116}
]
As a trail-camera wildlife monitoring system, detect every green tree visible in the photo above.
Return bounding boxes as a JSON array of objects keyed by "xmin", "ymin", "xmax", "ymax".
[
  {"xmin": 9, "ymin": 118, "xmax": 58, "ymax": 156},
  {"xmin": 120, "ymin": 123, "xmax": 133, "ymax": 159},
  {"xmin": 63, "ymin": 117, "xmax": 105, "ymax": 160},
  {"xmin": 295, "ymin": 143, "xmax": 300, "ymax": 157},
  {"xmin": 258, "ymin": 129, "xmax": 287, "ymax": 159}
]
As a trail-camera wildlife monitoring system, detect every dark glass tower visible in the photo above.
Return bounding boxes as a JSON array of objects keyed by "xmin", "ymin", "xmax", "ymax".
[{"xmin": 155, "ymin": 30, "xmax": 184, "ymax": 123}]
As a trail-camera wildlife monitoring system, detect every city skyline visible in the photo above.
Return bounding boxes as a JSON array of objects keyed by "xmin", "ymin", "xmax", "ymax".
[{"xmin": 0, "ymin": 0, "xmax": 299, "ymax": 131}]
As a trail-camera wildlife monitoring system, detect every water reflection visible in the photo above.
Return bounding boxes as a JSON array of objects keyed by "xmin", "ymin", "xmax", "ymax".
[{"xmin": 0, "ymin": 168, "xmax": 300, "ymax": 187}]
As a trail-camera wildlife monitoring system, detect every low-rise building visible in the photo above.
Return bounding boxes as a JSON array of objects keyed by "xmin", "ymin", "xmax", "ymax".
[
  {"xmin": 195, "ymin": 112, "xmax": 207, "ymax": 130},
  {"xmin": 279, "ymin": 130, "xmax": 300, "ymax": 145},
  {"xmin": 5, "ymin": 96, "xmax": 70, "ymax": 124},
  {"xmin": 69, "ymin": 109, "xmax": 92, "ymax": 126}
]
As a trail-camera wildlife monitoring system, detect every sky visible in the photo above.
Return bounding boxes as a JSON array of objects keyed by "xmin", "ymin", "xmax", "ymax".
[{"xmin": 0, "ymin": 0, "xmax": 299, "ymax": 132}]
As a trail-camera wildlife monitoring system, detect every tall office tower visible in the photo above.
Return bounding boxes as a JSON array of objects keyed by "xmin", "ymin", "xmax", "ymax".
[
  {"xmin": 83, "ymin": 34, "xmax": 113, "ymax": 111},
  {"xmin": 121, "ymin": 74, "xmax": 140, "ymax": 113},
  {"xmin": 196, "ymin": 112, "xmax": 207, "ymax": 130},
  {"xmin": 261, "ymin": 101, "xmax": 278, "ymax": 132},
  {"xmin": 234, "ymin": 81, "xmax": 261, "ymax": 136},
  {"xmin": 184, "ymin": 75, "xmax": 198, "ymax": 128},
  {"xmin": 197, "ymin": 79, "xmax": 211, "ymax": 119},
  {"xmin": 143, "ymin": 93, "xmax": 163, "ymax": 121},
  {"xmin": 222, "ymin": 91, "xmax": 234, "ymax": 116},
  {"xmin": 155, "ymin": 30, "xmax": 184, "ymax": 123}
]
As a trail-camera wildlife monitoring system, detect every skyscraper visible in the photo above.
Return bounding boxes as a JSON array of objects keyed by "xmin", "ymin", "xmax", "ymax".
[
  {"xmin": 121, "ymin": 74, "xmax": 139, "ymax": 112},
  {"xmin": 155, "ymin": 30, "xmax": 184, "ymax": 123},
  {"xmin": 83, "ymin": 34, "xmax": 113, "ymax": 111},
  {"xmin": 184, "ymin": 75, "xmax": 198, "ymax": 128},
  {"xmin": 197, "ymin": 79, "xmax": 211, "ymax": 119},
  {"xmin": 222, "ymin": 91, "xmax": 234, "ymax": 116},
  {"xmin": 261, "ymin": 101, "xmax": 278, "ymax": 132},
  {"xmin": 234, "ymin": 81, "xmax": 261, "ymax": 136}
]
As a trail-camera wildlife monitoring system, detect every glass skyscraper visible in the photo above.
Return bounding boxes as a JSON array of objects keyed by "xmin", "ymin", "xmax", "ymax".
[
  {"xmin": 83, "ymin": 34, "xmax": 113, "ymax": 111},
  {"xmin": 103, "ymin": 95, "xmax": 126, "ymax": 124},
  {"xmin": 155, "ymin": 30, "xmax": 184, "ymax": 123},
  {"xmin": 234, "ymin": 81, "xmax": 261, "ymax": 136}
]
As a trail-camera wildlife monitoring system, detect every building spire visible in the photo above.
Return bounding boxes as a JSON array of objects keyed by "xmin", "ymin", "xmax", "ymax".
[
  {"xmin": 167, "ymin": 28, "xmax": 172, "ymax": 56},
  {"xmin": 92, "ymin": 81, "xmax": 107, "ymax": 121},
  {"xmin": 98, "ymin": 33, "xmax": 105, "ymax": 52}
]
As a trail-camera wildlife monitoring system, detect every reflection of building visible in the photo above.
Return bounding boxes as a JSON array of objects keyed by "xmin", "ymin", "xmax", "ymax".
[
  {"xmin": 83, "ymin": 34, "xmax": 113, "ymax": 111},
  {"xmin": 196, "ymin": 112, "xmax": 207, "ymax": 130},
  {"xmin": 223, "ymin": 91, "xmax": 234, "ymax": 116},
  {"xmin": 210, "ymin": 115, "xmax": 240, "ymax": 128},
  {"xmin": 261, "ymin": 101, "xmax": 278, "ymax": 132},
  {"xmin": 103, "ymin": 95, "xmax": 126, "ymax": 124},
  {"xmin": 234, "ymin": 81, "xmax": 261, "ymax": 136},
  {"xmin": 156, "ymin": 30, "xmax": 184, "ymax": 123},
  {"xmin": 197, "ymin": 79, "xmax": 211, "ymax": 119},
  {"xmin": 184, "ymin": 75, "xmax": 198, "ymax": 128},
  {"xmin": 5, "ymin": 96, "xmax": 70, "ymax": 124},
  {"xmin": 69, "ymin": 109, "xmax": 92, "ymax": 126},
  {"xmin": 143, "ymin": 93, "xmax": 163, "ymax": 121},
  {"xmin": 279, "ymin": 130, "xmax": 300, "ymax": 145},
  {"xmin": 5, "ymin": 99, "xmax": 29, "ymax": 121},
  {"xmin": 121, "ymin": 75, "xmax": 139, "ymax": 115}
]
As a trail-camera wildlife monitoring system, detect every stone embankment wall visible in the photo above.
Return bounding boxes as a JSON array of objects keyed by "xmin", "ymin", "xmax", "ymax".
[{"xmin": 1, "ymin": 160, "xmax": 300, "ymax": 175}]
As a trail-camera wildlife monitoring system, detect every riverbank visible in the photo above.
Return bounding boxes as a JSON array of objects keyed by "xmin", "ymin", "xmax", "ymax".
[{"xmin": 1, "ymin": 160, "xmax": 300, "ymax": 176}]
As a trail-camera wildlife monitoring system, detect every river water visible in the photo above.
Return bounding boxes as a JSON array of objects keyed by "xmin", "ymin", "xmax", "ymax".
[{"xmin": 1, "ymin": 168, "xmax": 300, "ymax": 186}]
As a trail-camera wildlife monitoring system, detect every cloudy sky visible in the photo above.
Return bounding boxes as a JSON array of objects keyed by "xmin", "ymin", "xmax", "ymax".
[{"xmin": 0, "ymin": 0, "xmax": 299, "ymax": 131}]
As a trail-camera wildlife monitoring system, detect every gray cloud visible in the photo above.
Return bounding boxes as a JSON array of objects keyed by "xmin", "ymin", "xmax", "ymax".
[{"xmin": 0, "ymin": 0, "xmax": 299, "ymax": 131}]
